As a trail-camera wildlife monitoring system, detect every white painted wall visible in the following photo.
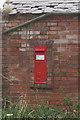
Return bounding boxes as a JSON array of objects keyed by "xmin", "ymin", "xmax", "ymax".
[{"xmin": 0, "ymin": 0, "xmax": 6, "ymax": 9}]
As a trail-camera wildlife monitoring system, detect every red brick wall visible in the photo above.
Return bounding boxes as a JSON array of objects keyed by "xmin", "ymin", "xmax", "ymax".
[{"xmin": 2, "ymin": 14, "xmax": 78, "ymax": 104}]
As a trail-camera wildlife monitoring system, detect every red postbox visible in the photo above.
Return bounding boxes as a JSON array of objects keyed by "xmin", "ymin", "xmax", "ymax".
[{"xmin": 34, "ymin": 46, "xmax": 47, "ymax": 83}]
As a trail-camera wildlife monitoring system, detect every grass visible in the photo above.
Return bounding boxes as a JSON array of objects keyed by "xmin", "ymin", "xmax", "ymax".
[
  {"xmin": 2, "ymin": 95, "xmax": 79, "ymax": 119},
  {"xmin": 1, "ymin": 75, "xmax": 79, "ymax": 119}
]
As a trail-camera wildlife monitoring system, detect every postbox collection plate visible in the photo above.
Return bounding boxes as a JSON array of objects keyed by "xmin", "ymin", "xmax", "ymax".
[{"xmin": 36, "ymin": 55, "xmax": 45, "ymax": 60}]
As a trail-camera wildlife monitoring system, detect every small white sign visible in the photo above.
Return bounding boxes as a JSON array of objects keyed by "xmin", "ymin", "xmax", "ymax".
[
  {"xmin": 6, "ymin": 114, "xmax": 13, "ymax": 116},
  {"xmin": 36, "ymin": 55, "xmax": 45, "ymax": 60}
]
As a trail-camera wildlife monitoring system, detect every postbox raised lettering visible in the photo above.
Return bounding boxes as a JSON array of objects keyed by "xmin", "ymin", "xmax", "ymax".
[{"xmin": 34, "ymin": 46, "xmax": 47, "ymax": 83}]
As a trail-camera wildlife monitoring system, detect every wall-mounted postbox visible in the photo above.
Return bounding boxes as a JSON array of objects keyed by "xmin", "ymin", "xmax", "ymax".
[{"xmin": 34, "ymin": 46, "xmax": 47, "ymax": 84}]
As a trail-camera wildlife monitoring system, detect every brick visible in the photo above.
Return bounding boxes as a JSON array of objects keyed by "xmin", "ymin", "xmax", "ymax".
[
  {"xmin": 60, "ymin": 44, "xmax": 66, "ymax": 47},
  {"xmin": 40, "ymin": 22, "xmax": 47, "ymax": 26},
  {"xmin": 38, "ymin": 35, "xmax": 48, "ymax": 39},
  {"xmin": 47, "ymin": 22, "xmax": 57, "ymax": 26},
  {"xmin": 19, "ymin": 48, "xmax": 26, "ymax": 52},
  {"xmin": 12, "ymin": 32, "xmax": 18, "ymax": 35},
  {"xmin": 54, "ymin": 39, "xmax": 68, "ymax": 44},
  {"xmin": 48, "ymin": 34, "xmax": 60, "ymax": 39},
  {"xmin": 21, "ymin": 43, "xmax": 26, "ymax": 48},
  {"xmin": 50, "ymin": 26, "xmax": 61, "ymax": 31},
  {"xmin": 58, "ymin": 47, "xmax": 66, "ymax": 52},
  {"xmin": 66, "ymin": 35, "xmax": 78, "ymax": 39},
  {"xmin": 58, "ymin": 22, "xmax": 69, "ymax": 26},
  {"xmin": 29, "ymin": 30, "xmax": 40, "ymax": 35},
  {"xmin": 67, "ymin": 52, "xmax": 78, "ymax": 56},
  {"xmin": 67, "ymin": 26, "xmax": 78, "ymax": 30},
  {"xmin": 8, "ymin": 22, "xmax": 18, "ymax": 27},
  {"xmin": 67, "ymin": 44, "xmax": 78, "ymax": 48},
  {"xmin": 10, "ymin": 20, "xmax": 20, "ymax": 23},
  {"xmin": 54, "ymin": 56, "xmax": 59, "ymax": 60},
  {"xmin": 62, "ymin": 77, "xmax": 67, "ymax": 81},
  {"xmin": 40, "ymin": 31, "xmax": 47, "ymax": 35},
  {"xmin": 7, "ymin": 48, "xmax": 18, "ymax": 52},
  {"xmin": 69, "ymin": 31, "xmax": 78, "ymax": 35},
  {"xmin": 10, "ymin": 35, "xmax": 21, "ymax": 39},
  {"xmin": 54, "ymin": 68, "xmax": 60, "ymax": 73},
  {"xmin": 29, "ymin": 35, "xmax": 37, "ymax": 39},
  {"xmin": 47, "ymin": 31, "xmax": 57, "ymax": 35},
  {"xmin": 54, "ymin": 44, "xmax": 60, "ymax": 47},
  {"xmin": 68, "ymin": 69, "xmax": 78, "ymax": 73},
  {"xmin": 69, "ymin": 22, "xmax": 78, "ymax": 26},
  {"xmin": 54, "ymin": 77, "xmax": 61, "ymax": 81},
  {"xmin": 34, "ymin": 22, "xmax": 41, "ymax": 27},
  {"xmin": 70, "ymin": 48, "xmax": 78, "ymax": 52}
]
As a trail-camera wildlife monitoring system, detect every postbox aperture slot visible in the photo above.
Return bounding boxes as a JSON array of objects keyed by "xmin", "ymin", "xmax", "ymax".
[{"xmin": 35, "ymin": 51, "xmax": 44, "ymax": 53}]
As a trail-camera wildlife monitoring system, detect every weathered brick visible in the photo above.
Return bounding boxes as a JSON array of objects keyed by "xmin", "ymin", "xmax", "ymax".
[
  {"xmin": 67, "ymin": 69, "xmax": 78, "ymax": 73},
  {"xmin": 2, "ymin": 14, "xmax": 78, "ymax": 104},
  {"xmin": 21, "ymin": 43, "xmax": 26, "ymax": 48},
  {"xmin": 19, "ymin": 48, "xmax": 26, "ymax": 52},
  {"xmin": 48, "ymin": 34, "xmax": 60, "ymax": 39},
  {"xmin": 50, "ymin": 26, "xmax": 61, "ymax": 31},
  {"xmin": 47, "ymin": 31, "xmax": 57, "ymax": 35},
  {"xmin": 29, "ymin": 30, "xmax": 40, "ymax": 35},
  {"xmin": 66, "ymin": 35, "xmax": 78, "ymax": 39},
  {"xmin": 38, "ymin": 35, "xmax": 48, "ymax": 39},
  {"xmin": 54, "ymin": 56, "xmax": 59, "ymax": 60},
  {"xmin": 67, "ymin": 26, "xmax": 78, "ymax": 30},
  {"xmin": 40, "ymin": 31, "xmax": 47, "ymax": 35},
  {"xmin": 40, "ymin": 22, "xmax": 47, "ymax": 26},
  {"xmin": 47, "ymin": 22, "xmax": 57, "ymax": 26},
  {"xmin": 69, "ymin": 22, "xmax": 78, "ymax": 26},
  {"xmin": 8, "ymin": 22, "xmax": 18, "ymax": 27}
]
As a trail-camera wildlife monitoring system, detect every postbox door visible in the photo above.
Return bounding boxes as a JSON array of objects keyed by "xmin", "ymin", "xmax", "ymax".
[
  {"xmin": 34, "ymin": 46, "xmax": 47, "ymax": 83},
  {"xmin": 35, "ymin": 61, "xmax": 46, "ymax": 83}
]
